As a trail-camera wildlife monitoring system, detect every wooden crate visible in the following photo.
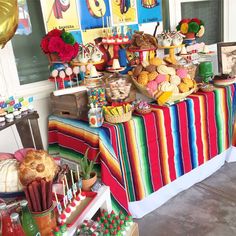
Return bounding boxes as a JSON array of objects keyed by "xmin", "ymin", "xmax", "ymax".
[{"xmin": 50, "ymin": 91, "xmax": 89, "ymax": 119}]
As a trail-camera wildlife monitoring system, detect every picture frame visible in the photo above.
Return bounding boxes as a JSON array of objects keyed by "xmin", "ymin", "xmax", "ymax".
[{"xmin": 217, "ymin": 42, "xmax": 236, "ymax": 76}]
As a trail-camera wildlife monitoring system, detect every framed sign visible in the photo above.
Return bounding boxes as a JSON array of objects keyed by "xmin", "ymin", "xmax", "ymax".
[{"xmin": 217, "ymin": 42, "xmax": 236, "ymax": 76}]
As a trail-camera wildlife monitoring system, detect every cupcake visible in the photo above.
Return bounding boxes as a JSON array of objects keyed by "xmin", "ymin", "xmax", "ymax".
[
  {"xmin": 5, "ymin": 113, "xmax": 14, "ymax": 123},
  {"xmin": 13, "ymin": 110, "xmax": 21, "ymax": 119},
  {"xmin": 116, "ymin": 36, "xmax": 123, "ymax": 43},
  {"xmin": 0, "ymin": 117, "xmax": 6, "ymax": 127},
  {"xmin": 123, "ymin": 36, "xmax": 129, "ymax": 42},
  {"xmin": 0, "ymin": 109, "xmax": 7, "ymax": 118},
  {"xmin": 102, "ymin": 37, "xmax": 107, "ymax": 43}
]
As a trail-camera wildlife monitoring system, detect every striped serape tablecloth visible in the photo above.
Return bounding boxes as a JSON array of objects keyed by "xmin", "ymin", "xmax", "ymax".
[{"xmin": 48, "ymin": 84, "xmax": 236, "ymax": 213}]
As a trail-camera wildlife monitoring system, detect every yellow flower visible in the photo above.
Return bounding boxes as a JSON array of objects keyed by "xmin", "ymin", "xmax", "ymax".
[{"xmin": 180, "ymin": 23, "xmax": 189, "ymax": 34}]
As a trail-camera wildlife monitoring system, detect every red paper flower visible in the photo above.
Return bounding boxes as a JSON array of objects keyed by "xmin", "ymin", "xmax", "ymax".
[
  {"xmin": 40, "ymin": 37, "xmax": 49, "ymax": 53},
  {"xmin": 47, "ymin": 29, "xmax": 62, "ymax": 37},
  {"xmin": 48, "ymin": 36, "xmax": 65, "ymax": 53},
  {"xmin": 176, "ymin": 18, "xmax": 204, "ymax": 38},
  {"xmin": 40, "ymin": 28, "xmax": 78, "ymax": 62},
  {"xmin": 191, "ymin": 18, "xmax": 201, "ymax": 25}
]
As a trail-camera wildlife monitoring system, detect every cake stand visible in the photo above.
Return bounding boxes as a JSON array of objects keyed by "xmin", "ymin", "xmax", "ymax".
[
  {"xmin": 158, "ymin": 44, "xmax": 184, "ymax": 64},
  {"xmin": 102, "ymin": 41, "xmax": 131, "ymax": 66}
]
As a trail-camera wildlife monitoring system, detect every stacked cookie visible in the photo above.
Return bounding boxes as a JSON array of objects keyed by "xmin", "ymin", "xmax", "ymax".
[{"xmin": 132, "ymin": 59, "xmax": 196, "ymax": 105}]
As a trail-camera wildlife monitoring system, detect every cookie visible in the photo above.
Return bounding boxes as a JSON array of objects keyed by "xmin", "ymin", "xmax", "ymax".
[
  {"xmin": 157, "ymin": 91, "xmax": 173, "ymax": 106},
  {"xmin": 157, "ymin": 65, "xmax": 169, "ymax": 74},
  {"xmin": 182, "ymin": 77, "xmax": 194, "ymax": 88},
  {"xmin": 176, "ymin": 68, "xmax": 188, "ymax": 79},
  {"xmin": 133, "ymin": 64, "xmax": 143, "ymax": 77},
  {"xmin": 158, "ymin": 81, "xmax": 174, "ymax": 92},
  {"xmin": 178, "ymin": 82, "xmax": 189, "ymax": 93},
  {"xmin": 170, "ymin": 75, "xmax": 181, "ymax": 86},
  {"xmin": 146, "ymin": 65, "xmax": 157, "ymax": 73},
  {"xmin": 138, "ymin": 73, "xmax": 149, "ymax": 86},
  {"xmin": 148, "ymin": 71, "xmax": 158, "ymax": 81}
]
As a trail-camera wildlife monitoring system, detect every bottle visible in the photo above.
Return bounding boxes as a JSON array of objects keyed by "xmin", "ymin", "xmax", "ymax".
[
  {"xmin": 20, "ymin": 200, "xmax": 40, "ymax": 236},
  {"xmin": 0, "ymin": 203, "xmax": 13, "ymax": 236},
  {"xmin": 60, "ymin": 223, "xmax": 67, "ymax": 236},
  {"xmin": 9, "ymin": 213, "xmax": 25, "ymax": 236}
]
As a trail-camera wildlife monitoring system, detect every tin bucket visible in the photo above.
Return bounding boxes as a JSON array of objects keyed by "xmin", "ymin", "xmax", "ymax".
[{"xmin": 32, "ymin": 204, "xmax": 56, "ymax": 236}]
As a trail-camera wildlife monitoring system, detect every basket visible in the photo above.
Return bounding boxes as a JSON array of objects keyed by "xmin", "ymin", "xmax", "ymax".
[
  {"xmin": 131, "ymin": 77, "xmax": 153, "ymax": 99},
  {"xmin": 131, "ymin": 76, "xmax": 197, "ymax": 105},
  {"xmin": 171, "ymin": 64, "xmax": 197, "ymax": 80},
  {"xmin": 135, "ymin": 107, "xmax": 152, "ymax": 115},
  {"xmin": 104, "ymin": 110, "xmax": 132, "ymax": 124}
]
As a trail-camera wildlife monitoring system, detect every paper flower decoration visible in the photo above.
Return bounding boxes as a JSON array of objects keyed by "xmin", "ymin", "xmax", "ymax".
[
  {"xmin": 40, "ymin": 29, "xmax": 79, "ymax": 63},
  {"xmin": 176, "ymin": 18, "xmax": 205, "ymax": 38}
]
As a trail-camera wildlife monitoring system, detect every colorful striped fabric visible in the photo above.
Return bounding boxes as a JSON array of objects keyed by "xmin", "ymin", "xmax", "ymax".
[{"xmin": 48, "ymin": 84, "xmax": 236, "ymax": 213}]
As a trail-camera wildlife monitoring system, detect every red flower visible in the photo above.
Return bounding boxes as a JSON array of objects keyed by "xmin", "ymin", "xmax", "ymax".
[
  {"xmin": 40, "ymin": 37, "xmax": 49, "ymax": 53},
  {"xmin": 191, "ymin": 18, "xmax": 201, "ymax": 25},
  {"xmin": 59, "ymin": 44, "xmax": 75, "ymax": 62},
  {"xmin": 180, "ymin": 18, "xmax": 191, "ymax": 24},
  {"xmin": 48, "ymin": 36, "xmax": 65, "ymax": 53},
  {"xmin": 47, "ymin": 29, "xmax": 62, "ymax": 37}
]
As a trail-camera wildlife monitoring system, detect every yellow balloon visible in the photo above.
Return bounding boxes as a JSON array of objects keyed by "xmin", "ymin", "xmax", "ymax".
[{"xmin": 0, "ymin": 0, "xmax": 18, "ymax": 48}]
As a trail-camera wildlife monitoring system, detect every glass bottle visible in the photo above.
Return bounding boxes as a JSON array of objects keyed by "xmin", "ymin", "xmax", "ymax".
[
  {"xmin": 0, "ymin": 203, "xmax": 13, "ymax": 236},
  {"xmin": 9, "ymin": 213, "xmax": 25, "ymax": 236},
  {"xmin": 20, "ymin": 200, "xmax": 40, "ymax": 236}
]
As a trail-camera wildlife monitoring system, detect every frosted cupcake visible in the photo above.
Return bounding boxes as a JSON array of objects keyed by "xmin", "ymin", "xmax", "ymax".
[
  {"xmin": 5, "ymin": 113, "xmax": 14, "ymax": 123},
  {"xmin": 13, "ymin": 110, "xmax": 21, "ymax": 119},
  {"xmin": 0, "ymin": 117, "xmax": 6, "ymax": 127}
]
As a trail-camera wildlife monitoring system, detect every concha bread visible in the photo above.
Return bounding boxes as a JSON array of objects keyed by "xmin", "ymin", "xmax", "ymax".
[
  {"xmin": 19, "ymin": 150, "xmax": 58, "ymax": 186},
  {"xmin": 0, "ymin": 159, "xmax": 22, "ymax": 192}
]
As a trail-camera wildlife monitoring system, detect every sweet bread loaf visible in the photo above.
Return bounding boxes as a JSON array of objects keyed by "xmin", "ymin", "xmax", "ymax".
[{"xmin": 19, "ymin": 150, "xmax": 58, "ymax": 186}]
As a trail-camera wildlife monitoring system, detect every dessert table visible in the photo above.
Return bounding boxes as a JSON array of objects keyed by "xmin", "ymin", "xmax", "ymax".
[{"xmin": 48, "ymin": 84, "xmax": 236, "ymax": 218}]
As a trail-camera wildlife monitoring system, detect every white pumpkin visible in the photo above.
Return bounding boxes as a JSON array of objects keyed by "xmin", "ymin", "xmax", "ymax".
[{"xmin": 0, "ymin": 159, "xmax": 22, "ymax": 192}]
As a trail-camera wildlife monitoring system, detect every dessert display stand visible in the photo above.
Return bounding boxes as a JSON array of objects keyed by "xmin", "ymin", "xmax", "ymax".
[
  {"xmin": 0, "ymin": 111, "xmax": 43, "ymax": 150},
  {"xmin": 158, "ymin": 44, "xmax": 183, "ymax": 64},
  {"xmin": 67, "ymin": 186, "xmax": 112, "ymax": 235},
  {"xmin": 102, "ymin": 41, "xmax": 131, "ymax": 66},
  {"xmin": 128, "ymin": 47, "xmax": 157, "ymax": 62}
]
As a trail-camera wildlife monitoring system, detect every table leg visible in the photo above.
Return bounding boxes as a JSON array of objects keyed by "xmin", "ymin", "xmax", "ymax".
[{"xmin": 16, "ymin": 119, "xmax": 35, "ymax": 148}]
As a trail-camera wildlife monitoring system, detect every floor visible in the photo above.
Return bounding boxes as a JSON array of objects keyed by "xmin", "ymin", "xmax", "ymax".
[{"xmin": 135, "ymin": 162, "xmax": 236, "ymax": 236}]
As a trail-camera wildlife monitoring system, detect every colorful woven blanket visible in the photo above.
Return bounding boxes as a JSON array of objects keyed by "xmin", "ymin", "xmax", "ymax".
[{"xmin": 48, "ymin": 85, "xmax": 236, "ymax": 212}]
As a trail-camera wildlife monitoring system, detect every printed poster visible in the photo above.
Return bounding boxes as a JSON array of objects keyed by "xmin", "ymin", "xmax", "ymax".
[
  {"xmin": 40, "ymin": 0, "xmax": 80, "ymax": 32},
  {"xmin": 16, "ymin": 0, "xmax": 32, "ymax": 35},
  {"xmin": 109, "ymin": 0, "xmax": 138, "ymax": 25},
  {"xmin": 137, "ymin": 0, "xmax": 162, "ymax": 24},
  {"xmin": 77, "ymin": 0, "xmax": 111, "ymax": 30},
  {"xmin": 70, "ymin": 30, "xmax": 83, "ymax": 44}
]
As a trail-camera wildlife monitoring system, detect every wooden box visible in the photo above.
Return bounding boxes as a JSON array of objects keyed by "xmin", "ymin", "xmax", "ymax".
[{"xmin": 50, "ymin": 91, "xmax": 89, "ymax": 119}]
